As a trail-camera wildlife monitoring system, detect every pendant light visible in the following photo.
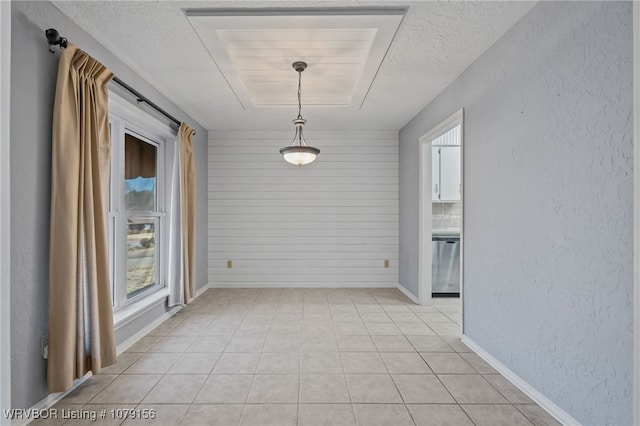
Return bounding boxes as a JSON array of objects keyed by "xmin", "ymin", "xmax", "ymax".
[{"xmin": 280, "ymin": 61, "xmax": 320, "ymax": 166}]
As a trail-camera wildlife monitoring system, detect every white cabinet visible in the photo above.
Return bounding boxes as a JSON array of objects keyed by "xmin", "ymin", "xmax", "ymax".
[
  {"xmin": 432, "ymin": 147, "xmax": 440, "ymax": 201},
  {"xmin": 440, "ymin": 146, "xmax": 461, "ymax": 201},
  {"xmin": 432, "ymin": 146, "xmax": 461, "ymax": 202}
]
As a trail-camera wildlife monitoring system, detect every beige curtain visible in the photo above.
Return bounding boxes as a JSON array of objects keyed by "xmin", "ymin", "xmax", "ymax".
[
  {"xmin": 48, "ymin": 44, "xmax": 116, "ymax": 393},
  {"xmin": 179, "ymin": 123, "xmax": 196, "ymax": 303}
]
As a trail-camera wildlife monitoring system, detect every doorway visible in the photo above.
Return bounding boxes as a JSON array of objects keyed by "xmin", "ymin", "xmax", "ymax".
[{"xmin": 418, "ymin": 109, "xmax": 463, "ymax": 334}]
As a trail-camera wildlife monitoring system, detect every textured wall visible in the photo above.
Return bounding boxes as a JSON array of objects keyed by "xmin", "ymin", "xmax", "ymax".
[
  {"xmin": 208, "ymin": 131, "xmax": 399, "ymax": 288},
  {"xmin": 399, "ymin": 1, "xmax": 632, "ymax": 424},
  {"xmin": 10, "ymin": 1, "xmax": 208, "ymax": 410}
]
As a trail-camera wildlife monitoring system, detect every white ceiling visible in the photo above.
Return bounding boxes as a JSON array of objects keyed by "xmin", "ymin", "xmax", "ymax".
[
  {"xmin": 52, "ymin": 1, "xmax": 537, "ymax": 131},
  {"xmin": 187, "ymin": 10, "xmax": 404, "ymax": 109}
]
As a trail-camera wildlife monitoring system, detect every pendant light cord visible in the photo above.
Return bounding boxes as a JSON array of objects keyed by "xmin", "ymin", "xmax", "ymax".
[
  {"xmin": 291, "ymin": 63, "xmax": 307, "ymax": 147},
  {"xmin": 297, "ymin": 69, "xmax": 303, "ymax": 119}
]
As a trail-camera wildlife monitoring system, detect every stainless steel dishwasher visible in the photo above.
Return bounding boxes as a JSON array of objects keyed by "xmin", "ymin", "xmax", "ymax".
[{"xmin": 432, "ymin": 234, "xmax": 460, "ymax": 296}]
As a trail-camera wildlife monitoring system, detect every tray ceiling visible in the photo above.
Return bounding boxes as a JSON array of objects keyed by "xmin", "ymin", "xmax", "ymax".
[{"xmin": 186, "ymin": 10, "xmax": 405, "ymax": 109}]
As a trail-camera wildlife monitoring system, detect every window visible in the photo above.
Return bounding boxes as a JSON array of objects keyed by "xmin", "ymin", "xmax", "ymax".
[
  {"xmin": 123, "ymin": 132, "xmax": 160, "ymax": 299},
  {"xmin": 108, "ymin": 94, "xmax": 172, "ymax": 311}
]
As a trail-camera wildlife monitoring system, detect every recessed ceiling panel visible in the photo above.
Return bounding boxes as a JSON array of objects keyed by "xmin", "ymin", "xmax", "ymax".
[{"xmin": 186, "ymin": 9, "xmax": 405, "ymax": 109}]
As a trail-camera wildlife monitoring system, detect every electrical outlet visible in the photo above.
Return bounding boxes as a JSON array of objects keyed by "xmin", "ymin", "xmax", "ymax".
[
  {"xmin": 41, "ymin": 334, "xmax": 49, "ymax": 360},
  {"xmin": 384, "ymin": 259, "xmax": 390, "ymax": 268},
  {"xmin": 227, "ymin": 260, "xmax": 233, "ymax": 269}
]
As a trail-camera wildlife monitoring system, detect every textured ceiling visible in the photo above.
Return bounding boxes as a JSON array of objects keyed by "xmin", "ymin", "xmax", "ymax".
[{"xmin": 52, "ymin": 1, "xmax": 537, "ymax": 131}]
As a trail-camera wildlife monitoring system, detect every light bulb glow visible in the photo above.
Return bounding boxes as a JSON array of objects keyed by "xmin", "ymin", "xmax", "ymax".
[{"xmin": 279, "ymin": 146, "xmax": 319, "ymax": 166}]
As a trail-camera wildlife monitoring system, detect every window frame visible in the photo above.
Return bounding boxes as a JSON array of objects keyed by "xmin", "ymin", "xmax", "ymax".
[{"xmin": 108, "ymin": 91, "xmax": 175, "ymax": 312}]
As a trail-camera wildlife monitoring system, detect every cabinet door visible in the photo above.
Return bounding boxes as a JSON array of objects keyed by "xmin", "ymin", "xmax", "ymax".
[
  {"xmin": 432, "ymin": 146, "xmax": 440, "ymax": 201},
  {"xmin": 439, "ymin": 146, "xmax": 460, "ymax": 201}
]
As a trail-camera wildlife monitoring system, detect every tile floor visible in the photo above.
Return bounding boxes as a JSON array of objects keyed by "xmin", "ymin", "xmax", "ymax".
[{"xmin": 39, "ymin": 288, "xmax": 560, "ymax": 425}]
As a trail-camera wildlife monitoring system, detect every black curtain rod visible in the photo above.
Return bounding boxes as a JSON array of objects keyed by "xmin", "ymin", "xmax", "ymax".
[
  {"xmin": 111, "ymin": 76, "xmax": 183, "ymax": 129},
  {"xmin": 45, "ymin": 28, "xmax": 196, "ymax": 136}
]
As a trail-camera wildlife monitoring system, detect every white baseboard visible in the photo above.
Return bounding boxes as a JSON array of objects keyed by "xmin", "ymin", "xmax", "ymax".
[
  {"xmin": 117, "ymin": 282, "xmax": 210, "ymax": 354},
  {"xmin": 17, "ymin": 282, "xmax": 212, "ymax": 425},
  {"xmin": 396, "ymin": 283, "xmax": 420, "ymax": 304},
  {"xmin": 195, "ymin": 282, "xmax": 211, "ymax": 297},
  {"xmin": 461, "ymin": 335, "xmax": 581, "ymax": 426},
  {"xmin": 114, "ymin": 290, "xmax": 168, "ymax": 331},
  {"xmin": 11, "ymin": 373, "xmax": 92, "ymax": 426},
  {"xmin": 116, "ymin": 305, "xmax": 182, "ymax": 355},
  {"xmin": 208, "ymin": 282, "xmax": 396, "ymax": 289}
]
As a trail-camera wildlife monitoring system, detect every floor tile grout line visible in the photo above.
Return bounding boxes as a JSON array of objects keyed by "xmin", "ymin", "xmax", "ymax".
[
  {"xmin": 233, "ymin": 290, "xmax": 261, "ymax": 426},
  {"xmin": 408, "ymin": 346, "xmax": 479, "ymax": 426},
  {"xmin": 178, "ymin": 294, "xmax": 236, "ymax": 424},
  {"xmin": 288, "ymin": 291, "xmax": 303, "ymax": 426},
  {"xmin": 72, "ymin": 291, "xmax": 545, "ymax": 426},
  {"xmin": 512, "ymin": 403, "xmax": 543, "ymax": 426}
]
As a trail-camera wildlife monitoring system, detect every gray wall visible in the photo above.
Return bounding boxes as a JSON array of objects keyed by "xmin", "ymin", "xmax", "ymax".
[
  {"xmin": 399, "ymin": 2, "xmax": 632, "ymax": 425},
  {"xmin": 10, "ymin": 1, "xmax": 208, "ymax": 410}
]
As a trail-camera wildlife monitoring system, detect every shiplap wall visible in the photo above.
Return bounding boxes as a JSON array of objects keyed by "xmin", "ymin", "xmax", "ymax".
[{"xmin": 208, "ymin": 130, "xmax": 399, "ymax": 287}]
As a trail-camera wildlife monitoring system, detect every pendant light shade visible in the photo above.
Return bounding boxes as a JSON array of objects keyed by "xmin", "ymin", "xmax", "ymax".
[
  {"xmin": 280, "ymin": 145, "xmax": 320, "ymax": 166},
  {"xmin": 280, "ymin": 61, "xmax": 320, "ymax": 166}
]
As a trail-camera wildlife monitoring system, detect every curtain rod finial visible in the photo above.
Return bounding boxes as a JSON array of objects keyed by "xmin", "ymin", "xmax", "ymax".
[{"xmin": 45, "ymin": 28, "xmax": 68, "ymax": 53}]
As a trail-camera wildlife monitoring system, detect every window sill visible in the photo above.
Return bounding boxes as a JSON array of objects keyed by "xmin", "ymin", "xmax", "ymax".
[{"xmin": 114, "ymin": 288, "xmax": 168, "ymax": 330}]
